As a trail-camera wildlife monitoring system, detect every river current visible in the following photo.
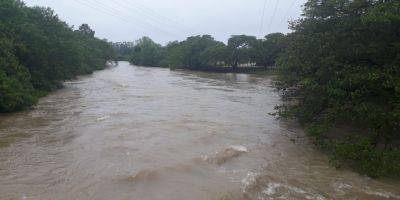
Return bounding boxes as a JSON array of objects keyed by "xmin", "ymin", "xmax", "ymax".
[{"xmin": 0, "ymin": 62, "xmax": 399, "ymax": 200}]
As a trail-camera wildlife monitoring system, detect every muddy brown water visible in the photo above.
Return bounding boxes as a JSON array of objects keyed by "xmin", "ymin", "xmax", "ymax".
[{"xmin": 0, "ymin": 62, "xmax": 399, "ymax": 200}]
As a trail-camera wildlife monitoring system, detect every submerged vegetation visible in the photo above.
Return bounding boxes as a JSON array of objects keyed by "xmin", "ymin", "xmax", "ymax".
[{"xmin": 0, "ymin": 0, "xmax": 115, "ymax": 112}]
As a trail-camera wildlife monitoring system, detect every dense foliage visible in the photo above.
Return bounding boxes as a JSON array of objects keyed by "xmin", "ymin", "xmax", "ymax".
[
  {"xmin": 276, "ymin": 0, "xmax": 400, "ymax": 177},
  {"xmin": 111, "ymin": 41, "xmax": 135, "ymax": 61},
  {"xmin": 130, "ymin": 37, "xmax": 163, "ymax": 67},
  {"xmin": 126, "ymin": 34, "xmax": 286, "ymax": 71},
  {"xmin": 0, "ymin": 0, "xmax": 115, "ymax": 112},
  {"xmin": 255, "ymin": 33, "xmax": 287, "ymax": 68}
]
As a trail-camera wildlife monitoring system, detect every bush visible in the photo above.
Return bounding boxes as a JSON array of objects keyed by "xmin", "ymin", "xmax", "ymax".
[{"xmin": 275, "ymin": 0, "xmax": 400, "ymax": 177}]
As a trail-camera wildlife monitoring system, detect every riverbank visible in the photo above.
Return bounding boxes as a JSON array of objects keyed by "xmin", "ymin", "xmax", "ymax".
[
  {"xmin": 0, "ymin": 62, "xmax": 116, "ymax": 114},
  {"xmin": 132, "ymin": 63, "xmax": 277, "ymax": 75},
  {"xmin": 311, "ymin": 127, "xmax": 400, "ymax": 178},
  {"xmin": 172, "ymin": 67, "xmax": 277, "ymax": 75}
]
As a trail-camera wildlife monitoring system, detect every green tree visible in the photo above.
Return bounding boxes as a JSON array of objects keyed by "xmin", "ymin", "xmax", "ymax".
[
  {"xmin": 158, "ymin": 41, "xmax": 185, "ymax": 68},
  {"xmin": 78, "ymin": 23, "xmax": 95, "ymax": 38},
  {"xmin": 180, "ymin": 35, "xmax": 225, "ymax": 69},
  {"xmin": 112, "ymin": 42, "xmax": 135, "ymax": 61},
  {"xmin": 227, "ymin": 35, "xmax": 258, "ymax": 70},
  {"xmin": 256, "ymin": 33, "xmax": 286, "ymax": 68},
  {"xmin": 129, "ymin": 35, "xmax": 227, "ymax": 70},
  {"xmin": 276, "ymin": 0, "xmax": 400, "ymax": 177},
  {"xmin": 200, "ymin": 43, "xmax": 228, "ymax": 67},
  {"xmin": 0, "ymin": 0, "xmax": 115, "ymax": 112},
  {"xmin": 0, "ymin": 32, "xmax": 36, "ymax": 112},
  {"xmin": 130, "ymin": 37, "xmax": 162, "ymax": 66}
]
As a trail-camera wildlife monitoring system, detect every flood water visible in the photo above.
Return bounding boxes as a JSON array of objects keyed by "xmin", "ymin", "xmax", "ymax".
[{"xmin": 0, "ymin": 61, "xmax": 399, "ymax": 200}]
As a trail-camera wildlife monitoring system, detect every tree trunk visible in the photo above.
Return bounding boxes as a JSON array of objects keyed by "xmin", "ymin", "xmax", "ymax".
[{"xmin": 232, "ymin": 61, "xmax": 238, "ymax": 70}]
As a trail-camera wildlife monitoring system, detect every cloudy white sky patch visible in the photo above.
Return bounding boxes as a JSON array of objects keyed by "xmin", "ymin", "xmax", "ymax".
[{"xmin": 23, "ymin": 0, "xmax": 306, "ymax": 44}]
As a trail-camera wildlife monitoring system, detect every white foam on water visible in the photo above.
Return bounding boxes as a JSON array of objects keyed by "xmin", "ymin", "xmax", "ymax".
[
  {"xmin": 96, "ymin": 115, "xmax": 110, "ymax": 121},
  {"xmin": 229, "ymin": 145, "xmax": 249, "ymax": 152},
  {"xmin": 124, "ymin": 169, "xmax": 159, "ymax": 182},
  {"xmin": 203, "ymin": 145, "xmax": 249, "ymax": 165},
  {"xmin": 262, "ymin": 183, "xmax": 281, "ymax": 195},
  {"xmin": 241, "ymin": 171, "xmax": 259, "ymax": 193},
  {"xmin": 363, "ymin": 190, "xmax": 400, "ymax": 199},
  {"xmin": 332, "ymin": 182, "xmax": 352, "ymax": 195},
  {"xmin": 260, "ymin": 182, "xmax": 327, "ymax": 200}
]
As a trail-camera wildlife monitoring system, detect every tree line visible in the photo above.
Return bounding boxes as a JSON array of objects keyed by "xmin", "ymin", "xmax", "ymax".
[
  {"xmin": 275, "ymin": 0, "xmax": 400, "ymax": 177},
  {"xmin": 0, "ymin": 0, "xmax": 115, "ymax": 112},
  {"xmin": 112, "ymin": 33, "xmax": 286, "ymax": 71}
]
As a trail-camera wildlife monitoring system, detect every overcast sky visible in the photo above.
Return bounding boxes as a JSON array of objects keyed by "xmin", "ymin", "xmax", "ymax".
[{"xmin": 23, "ymin": 0, "xmax": 306, "ymax": 44}]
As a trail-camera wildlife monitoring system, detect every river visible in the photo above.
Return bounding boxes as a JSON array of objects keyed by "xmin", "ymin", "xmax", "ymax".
[{"xmin": 0, "ymin": 61, "xmax": 399, "ymax": 200}]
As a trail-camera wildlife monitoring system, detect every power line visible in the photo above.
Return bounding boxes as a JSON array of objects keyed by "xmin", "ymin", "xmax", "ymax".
[
  {"xmin": 85, "ymin": 0, "xmax": 185, "ymax": 38},
  {"xmin": 107, "ymin": 0, "xmax": 183, "ymax": 33},
  {"xmin": 281, "ymin": 0, "xmax": 297, "ymax": 26},
  {"xmin": 73, "ymin": 0, "xmax": 144, "ymax": 30},
  {"xmin": 74, "ymin": 0, "xmax": 185, "ymax": 39},
  {"xmin": 112, "ymin": 0, "xmax": 196, "ymax": 35},
  {"xmin": 258, "ymin": 0, "xmax": 268, "ymax": 38},
  {"xmin": 265, "ymin": 0, "xmax": 279, "ymax": 35}
]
